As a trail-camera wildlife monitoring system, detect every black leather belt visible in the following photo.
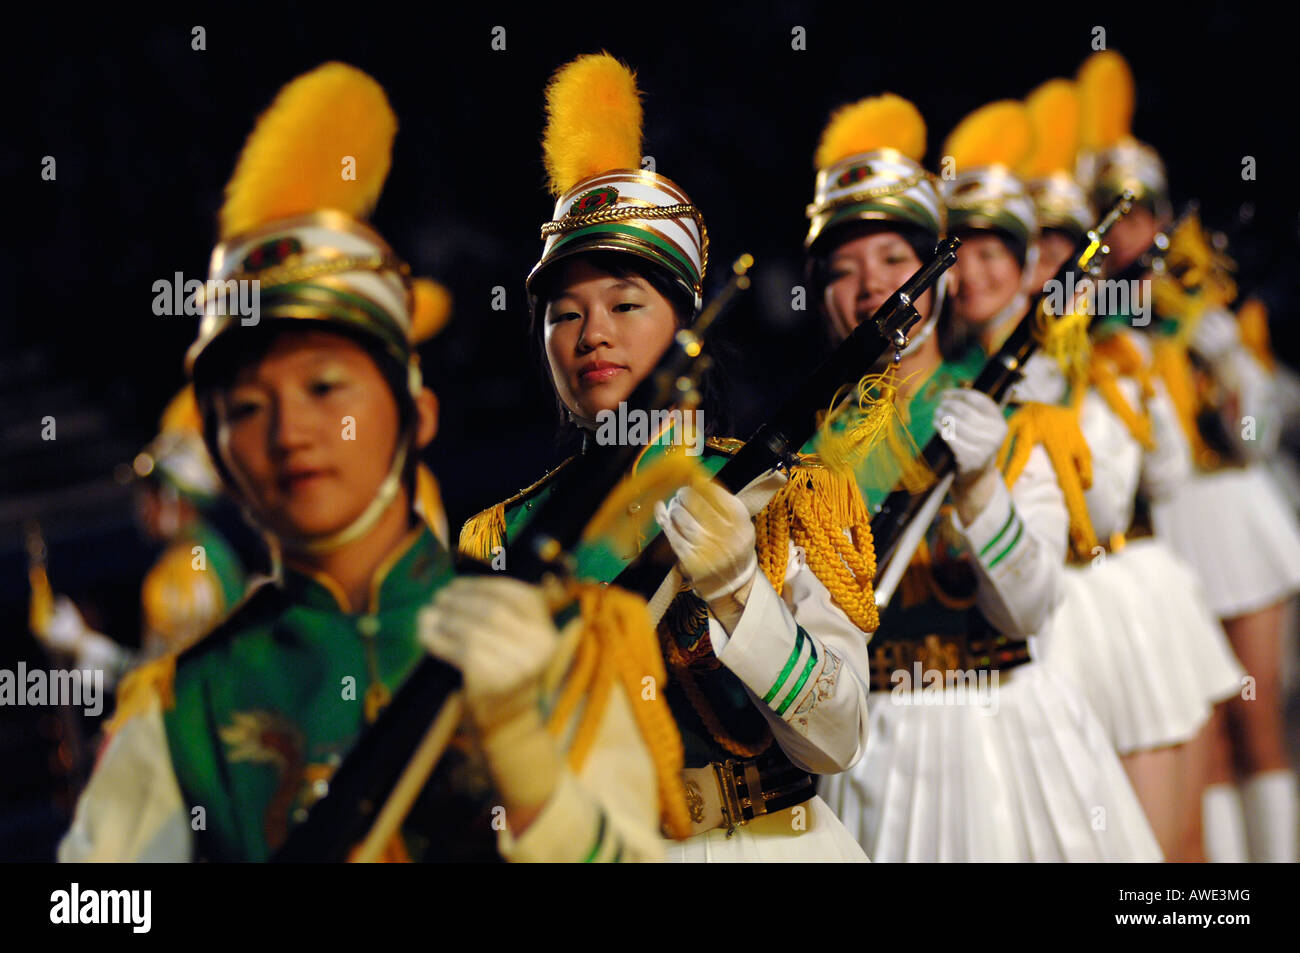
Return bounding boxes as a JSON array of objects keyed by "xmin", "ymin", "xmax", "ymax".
[{"xmin": 679, "ymin": 751, "xmax": 815, "ymax": 836}]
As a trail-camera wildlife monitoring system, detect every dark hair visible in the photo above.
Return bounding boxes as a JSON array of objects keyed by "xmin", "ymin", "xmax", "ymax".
[{"xmin": 527, "ymin": 251, "xmax": 730, "ymax": 439}]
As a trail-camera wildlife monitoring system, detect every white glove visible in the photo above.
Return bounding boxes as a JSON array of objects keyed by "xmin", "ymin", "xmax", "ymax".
[
  {"xmin": 934, "ymin": 388, "xmax": 1008, "ymax": 477},
  {"xmin": 655, "ymin": 480, "xmax": 758, "ymax": 602},
  {"xmin": 420, "ymin": 577, "xmax": 558, "ymax": 728},
  {"xmin": 1006, "ymin": 353, "xmax": 1067, "ymax": 406},
  {"xmin": 41, "ymin": 596, "xmax": 89, "ymax": 654},
  {"xmin": 1191, "ymin": 306, "xmax": 1240, "ymax": 364}
]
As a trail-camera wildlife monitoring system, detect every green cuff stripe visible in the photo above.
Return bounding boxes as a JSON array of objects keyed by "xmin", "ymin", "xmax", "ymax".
[
  {"xmin": 762, "ymin": 628, "xmax": 807, "ymax": 704},
  {"xmin": 581, "ymin": 812, "xmax": 607, "ymax": 863},
  {"xmin": 775, "ymin": 632, "xmax": 820, "ymax": 716},
  {"xmin": 978, "ymin": 506, "xmax": 1018, "ymax": 558},
  {"xmin": 987, "ymin": 518, "xmax": 1025, "ymax": 570}
]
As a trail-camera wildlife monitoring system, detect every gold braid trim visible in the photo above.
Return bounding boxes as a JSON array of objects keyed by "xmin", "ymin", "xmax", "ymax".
[
  {"xmin": 659, "ymin": 602, "xmax": 775, "ymax": 760},
  {"xmin": 997, "ymin": 403, "xmax": 1098, "ymax": 561},
  {"xmin": 755, "ymin": 465, "xmax": 879, "ymax": 634},
  {"xmin": 546, "ymin": 583, "xmax": 693, "ymax": 840},
  {"xmin": 541, "ymin": 203, "xmax": 709, "ymax": 284}
]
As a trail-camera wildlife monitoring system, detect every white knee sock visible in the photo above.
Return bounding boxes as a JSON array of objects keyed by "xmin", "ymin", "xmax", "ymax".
[
  {"xmin": 1202, "ymin": 783, "xmax": 1249, "ymax": 863},
  {"xmin": 1240, "ymin": 770, "xmax": 1299, "ymax": 863}
]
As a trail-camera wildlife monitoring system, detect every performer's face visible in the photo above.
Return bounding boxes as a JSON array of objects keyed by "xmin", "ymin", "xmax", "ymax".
[
  {"xmin": 952, "ymin": 231, "xmax": 1023, "ymax": 327},
  {"xmin": 542, "ymin": 258, "xmax": 681, "ymax": 424},
  {"xmin": 1105, "ymin": 204, "xmax": 1160, "ymax": 274},
  {"xmin": 821, "ymin": 227, "xmax": 935, "ymax": 345},
  {"xmin": 213, "ymin": 330, "xmax": 404, "ymax": 540}
]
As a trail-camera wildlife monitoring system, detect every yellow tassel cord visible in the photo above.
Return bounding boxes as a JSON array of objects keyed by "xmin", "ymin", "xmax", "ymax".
[
  {"xmin": 1036, "ymin": 299, "xmax": 1093, "ymax": 395},
  {"xmin": 542, "ymin": 53, "xmax": 643, "ymax": 198},
  {"xmin": 105, "ymin": 655, "xmax": 177, "ymax": 736},
  {"xmin": 1153, "ymin": 214, "xmax": 1240, "ymax": 346},
  {"xmin": 1088, "ymin": 333, "xmax": 1156, "ymax": 450},
  {"xmin": 457, "ymin": 504, "xmax": 506, "ymax": 563},
  {"xmin": 220, "ymin": 62, "xmax": 397, "ymax": 241},
  {"xmin": 754, "ymin": 466, "xmax": 879, "ymax": 634},
  {"xmin": 816, "ymin": 368, "xmax": 934, "ymax": 496},
  {"xmin": 581, "ymin": 446, "xmax": 708, "ymax": 558},
  {"xmin": 1151, "ymin": 337, "xmax": 1218, "ymax": 469},
  {"xmin": 997, "ymin": 404, "xmax": 1098, "ymax": 561},
  {"xmin": 1237, "ymin": 298, "xmax": 1276, "ymax": 372},
  {"xmin": 546, "ymin": 582, "xmax": 693, "ymax": 840}
]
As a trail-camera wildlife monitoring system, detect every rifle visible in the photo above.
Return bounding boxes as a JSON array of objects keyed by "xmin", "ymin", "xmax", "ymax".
[
  {"xmin": 611, "ymin": 238, "xmax": 962, "ymax": 601},
  {"xmin": 272, "ymin": 255, "xmax": 756, "ymax": 862},
  {"xmin": 870, "ymin": 192, "xmax": 1135, "ymax": 606}
]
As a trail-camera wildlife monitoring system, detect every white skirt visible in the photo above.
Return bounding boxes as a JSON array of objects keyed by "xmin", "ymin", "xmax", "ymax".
[
  {"xmin": 1152, "ymin": 465, "xmax": 1300, "ymax": 619},
  {"xmin": 817, "ymin": 662, "xmax": 1162, "ymax": 862},
  {"xmin": 1035, "ymin": 539, "xmax": 1241, "ymax": 753},
  {"xmin": 664, "ymin": 795, "xmax": 869, "ymax": 862}
]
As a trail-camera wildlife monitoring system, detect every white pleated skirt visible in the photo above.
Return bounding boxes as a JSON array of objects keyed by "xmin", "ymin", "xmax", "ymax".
[
  {"xmin": 1152, "ymin": 465, "xmax": 1300, "ymax": 619},
  {"xmin": 817, "ymin": 662, "xmax": 1162, "ymax": 862},
  {"xmin": 664, "ymin": 795, "xmax": 869, "ymax": 862},
  {"xmin": 1036, "ymin": 539, "xmax": 1242, "ymax": 753}
]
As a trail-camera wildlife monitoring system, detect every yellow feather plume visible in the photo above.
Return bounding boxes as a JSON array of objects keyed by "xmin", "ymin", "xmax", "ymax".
[
  {"xmin": 220, "ymin": 62, "xmax": 397, "ymax": 240},
  {"xmin": 942, "ymin": 100, "xmax": 1033, "ymax": 171},
  {"xmin": 814, "ymin": 93, "xmax": 927, "ymax": 168},
  {"xmin": 542, "ymin": 52, "xmax": 643, "ymax": 197},
  {"xmin": 1077, "ymin": 50, "xmax": 1134, "ymax": 150},
  {"xmin": 1019, "ymin": 79, "xmax": 1081, "ymax": 178},
  {"xmin": 409, "ymin": 278, "xmax": 452, "ymax": 344}
]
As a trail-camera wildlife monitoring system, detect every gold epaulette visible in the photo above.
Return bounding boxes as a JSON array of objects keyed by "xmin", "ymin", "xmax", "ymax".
[
  {"xmin": 105, "ymin": 654, "xmax": 177, "ymax": 736},
  {"xmin": 457, "ymin": 456, "xmax": 577, "ymax": 561}
]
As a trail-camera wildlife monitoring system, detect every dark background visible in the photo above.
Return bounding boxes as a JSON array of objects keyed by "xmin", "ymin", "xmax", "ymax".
[{"xmin": 2, "ymin": 2, "xmax": 1296, "ymax": 857}]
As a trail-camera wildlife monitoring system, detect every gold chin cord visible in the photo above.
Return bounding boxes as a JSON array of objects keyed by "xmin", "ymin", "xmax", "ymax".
[{"xmin": 279, "ymin": 435, "xmax": 413, "ymax": 557}]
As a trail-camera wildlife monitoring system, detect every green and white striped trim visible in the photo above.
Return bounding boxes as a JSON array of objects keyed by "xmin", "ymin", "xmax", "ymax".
[
  {"xmin": 978, "ymin": 506, "xmax": 1025, "ymax": 570},
  {"xmin": 580, "ymin": 810, "xmax": 623, "ymax": 863},
  {"xmin": 760, "ymin": 627, "xmax": 820, "ymax": 717}
]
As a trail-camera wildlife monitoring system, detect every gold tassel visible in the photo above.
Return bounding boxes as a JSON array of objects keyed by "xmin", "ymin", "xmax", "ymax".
[
  {"xmin": 457, "ymin": 504, "xmax": 506, "ymax": 562},
  {"xmin": 997, "ymin": 403, "xmax": 1098, "ymax": 561},
  {"xmin": 105, "ymin": 655, "xmax": 177, "ymax": 736},
  {"xmin": 546, "ymin": 582, "xmax": 692, "ymax": 840},
  {"xmin": 580, "ymin": 446, "xmax": 708, "ymax": 558},
  {"xmin": 1036, "ymin": 300, "xmax": 1093, "ymax": 394},
  {"xmin": 754, "ymin": 464, "xmax": 879, "ymax": 634}
]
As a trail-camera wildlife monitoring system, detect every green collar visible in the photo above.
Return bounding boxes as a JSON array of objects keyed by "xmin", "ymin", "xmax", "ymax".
[{"xmin": 280, "ymin": 524, "xmax": 452, "ymax": 615}]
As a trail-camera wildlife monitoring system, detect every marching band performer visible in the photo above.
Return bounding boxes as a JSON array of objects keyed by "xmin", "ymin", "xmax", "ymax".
[
  {"xmin": 1077, "ymin": 50, "xmax": 1300, "ymax": 863},
  {"xmin": 810, "ymin": 92, "xmax": 1160, "ymax": 860},
  {"xmin": 1019, "ymin": 68, "xmax": 1241, "ymax": 861},
  {"xmin": 458, "ymin": 53, "xmax": 873, "ymax": 861},
  {"xmin": 59, "ymin": 62, "xmax": 677, "ymax": 863}
]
